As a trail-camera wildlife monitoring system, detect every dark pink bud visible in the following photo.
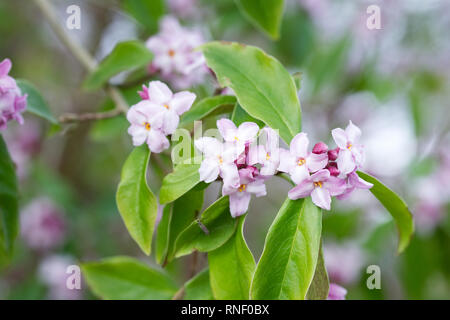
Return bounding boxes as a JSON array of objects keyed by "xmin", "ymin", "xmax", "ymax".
[
  {"xmin": 312, "ymin": 142, "xmax": 328, "ymax": 154},
  {"xmin": 326, "ymin": 162, "xmax": 340, "ymax": 177},
  {"xmin": 138, "ymin": 85, "xmax": 150, "ymax": 100},
  {"xmin": 328, "ymin": 148, "xmax": 340, "ymax": 161}
]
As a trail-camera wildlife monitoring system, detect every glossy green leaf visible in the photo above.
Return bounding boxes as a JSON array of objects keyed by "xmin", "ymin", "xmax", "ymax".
[
  {"xmin": 358, "ymin": 171, "xmax": 414, "ymax": 254},
  {"xmin": 208, "ymin": 216, "xmax": 255, "ymax": 300},
  {"xmin": 16, "ymin": 80, "xmax": 57, "ymax": 124},
  {"xmin": 231, "ymin": 104, "xmax": 264, "ymax": 127},
  {"xmin": 174, "ymin": 196, "xmax": 238, "ymax": 257},
  {"xmin": 180, "ymin": 95, "xmax": 237, "ymax": 126},
  {"xmin": 251, "ymin": 198, "xmax": 322, "ymax": 300},
  {"xmin": 235, "ymin": 0, "xmax": 285, "ymax": 39},
  {"xmin": 184, "ymin": 268, "xmax": 214, "ymax": 300},
  {"xmin": 123, "ymin": 0, "xmax": 166, "ymax": 33},
  {"xmin": 156, "ymin": 189, "xmax": 204, "ymax": 265},
  {"xmin": 159, "ymin": 164, "xmax": 200, "ymax": 204},
  {"xmin": 116, "ymin": 146, "xmax": 157, "ymax": 255},
  {"xmin": 83, "ymin": 41, "xmax": 153, "ymax": 91},
  {"xmin": 82, "ymin": 256, "xmax": 177, "ymax": 300},
  {"xmin": 201, "ymin": 42, "xmax": 301, "ymax": 143},
  {"xmin": 306, "ymin": 242, "xmax": 329, "ymax": 300},
  {"xmin": 0, "ymin": 136, "xmax": 19, "ymax": 262}
]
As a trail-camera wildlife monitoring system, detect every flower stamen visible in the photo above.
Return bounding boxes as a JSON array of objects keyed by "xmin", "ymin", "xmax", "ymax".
[
  {"xmin": 297, "ymin": 158, "xmax": 306, "ymax": 166},
  {"xmin": 144, "ymin": 122, "xmax": 151, "ymax": 131},
  {"xmin": 238, "ymin": 184, "xmax": 247, "ymax": 192},
  {"xmin": 314, "ymin": 181, "xmax": 323, "ymax": 188}
]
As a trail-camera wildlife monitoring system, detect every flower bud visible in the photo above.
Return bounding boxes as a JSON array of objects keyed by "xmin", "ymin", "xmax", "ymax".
[
  {"xmin": 312, "ymin": 142, "xmax": 328, "ymax": 154},
  {"xmin": 328, "ymin": 147, "xmax": 340, "ymax": 161},
  {"xmin": 326, "ymin": 162, "xmax": 340, "ymax": 177}
]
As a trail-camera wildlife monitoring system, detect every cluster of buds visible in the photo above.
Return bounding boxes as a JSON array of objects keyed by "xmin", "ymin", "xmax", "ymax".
[
  {"xmin": 146, "ymin": 16, "xmax": 207, "ymax": 89},
  {"xmin": 196, "ymin": 119, "xmax": 373, "ymax": 215},
  {"xmin": 0, "ymin": 58, "xmax": 27, "ymax": 130},
  {"xmin": 127, "ymin": 81, "xmax": 196, "ymax": 153}
]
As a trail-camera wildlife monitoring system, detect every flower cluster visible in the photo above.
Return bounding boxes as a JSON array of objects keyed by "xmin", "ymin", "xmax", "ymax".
[
  {"xmin": 196, "ymin": 119, "xmax": 373, "ymax": 216},
  {"xmin": 127, "ymin": 81, "xmax": 196, "ymax": 153},
  {"xmin": 146, "ymin": 16, "xmax": 207, "ymax": 89},
  {"xmin": 0, "ymin": 58, "xmax": 27, "ymax": 130}
]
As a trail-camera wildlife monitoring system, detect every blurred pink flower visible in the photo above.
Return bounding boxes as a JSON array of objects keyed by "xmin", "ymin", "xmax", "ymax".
[
  {"xmin": 20, "ymin": 197, "xmax": 66, "ymax": 251},
  {"xmin": 168, "ymin": 0, "xmax": 198, "ymax": 19},
  {"xmin": 38, "ymin": 255, "xmax": 82, "ymax": 300},
  {"xmin": 327, "ymin": 283, "xmax": 347, "ymax": 300},
  {"xmin": 0, "ymin": 58, "xmax": 27, "ymax": 130},
  {"xmin": 324, "ymin": 242, "xmax": 365, "ymax": 285},
  {"xmin": 146, "ymin": 16, "xmax": 207, "ymax": 89}
]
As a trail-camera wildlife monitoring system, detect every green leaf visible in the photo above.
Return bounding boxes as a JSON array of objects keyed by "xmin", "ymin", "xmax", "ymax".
[
  {"xmin": 306, "ymin": 241, "xmax": 329, "ymax": 300},
  {"xmin": 122, "ymin": 0, "xmax": 166, "ymax": 34},
  {"xmin": 156, "ymin": 189, "xmax": 204, "ymax": 265},
  {"xmin": 208, "ymin": 216, "xmax": 255, "ymax": 300},
  {"xmin": 116, "ymin": 146, "xmax": 158, "ymax": 255},
  {"xmin": 83, "ymin": 41, "xmax": 153, "ymax": 91},
  {"xmin": 82, "ymin": 256, "xmax": 177, "ymax": 300},
  {"xmin": 174, "ymin": 196, "xmax": 238, "ymax": 257},
  {"xmin": 159, "ymin": 164, "xmax": 200, "ymax": 204},
  {"xmin": 251, "ymin": 198, "xmax": 322, "ymax": 300},
  {"xmin": 180, "ymin": 95, "xmax": 237, "ymax": 126},
  {"xmin": 357, "ymin": 171, "xmax": 414, "ymax": 254},
  {"xmin": 16, "ymin": 80, "xmax": 57, "ymax": 124},
  {"xmin": 231, "ymin": 104, "xmax": 264, "ymax": 127},
  {"xmin": 184, "ymin": 268, "xmax": 214, "ymax": 300},
  {"xmin": 201, "ymin": 42, "xmax": 301, "ymax": 143},
  {"xmin": 0, "ymin": 136, "xmax": 19, "ymax": 262},
  {"xmin": 235, "ymin": 0, "xmax": 285, "ymax": 39}
]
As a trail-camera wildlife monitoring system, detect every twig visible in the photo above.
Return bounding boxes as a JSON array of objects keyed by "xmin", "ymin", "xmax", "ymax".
[
  {"xmin": 172, "ymin": 287, "xmax": 185, "ymax": 300},
  {"xmin": 58, "ymin": 108, "xmax": 123, "ymax": 123},
  {"xmin": 33, "ymin": 0, "xmax": 129, "ymax": 115}
]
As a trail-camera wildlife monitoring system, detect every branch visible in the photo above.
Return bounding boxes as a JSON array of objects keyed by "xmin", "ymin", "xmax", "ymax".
[
  {"xmin": 33, "ymin": 0, "xmax": 129, "ymax": 115},
  {"xmin": 58, "ymin": 108, "xmax": 123, "ymax": 123}
]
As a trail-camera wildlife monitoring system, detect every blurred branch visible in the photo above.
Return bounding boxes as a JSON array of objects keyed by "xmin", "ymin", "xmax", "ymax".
[
  {"xmin": 58, "ymin": 108, "xmax": 124, "ymax": 123},
  {"xmin": 33, "ymin": 0, "xmax": 129, "ymax": 116}
]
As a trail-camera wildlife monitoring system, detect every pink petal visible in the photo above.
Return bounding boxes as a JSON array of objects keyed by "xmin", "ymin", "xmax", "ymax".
[
  {"xmin": 238, "ymin": 167, "xmax": 258, "ymax": 184},
  {"xmin": 229, "ymin": 192, "xmax": 251, "ymax": 217},
  {"xmin": 127, "ymin": 104, "xmax": 147, "ymax": 125},
  {"xmin": 327, "ymin": 283, "xmax": 347, "ymax": 300},
  {"xmin": 290, "ymin": 132, "xmax": 309, "ymax": 157},
  {"xmin": 237, "ymin": 122, "xmax": 259, "ymax": 143},
  {"xmin": 290, "ymin": 165, "xmax": 310, "ymax": 185},
  {"xmin": 260, "ymin": 160, "xmax": 278, "ymax": 176},
  {"xmin": 194, "ymin": 137, "xmax": 222, "ymax": 157},
  {"xmin": 288, "ymin": 180, "xmax": 314, "ymax": 200},
  {"xmin": 348, "ymin": 171, "xmax": 373, "ymax": 189},
  {"xmin": 170, "ymin": 91, "xmax": 196, "ymax": 115},
  {"xmin": 147, "ymin": 129, "xmax": 170, "ymax": 153},
  {"xmin": 264, "ymin": 127, "xmax": 280, "ymax": 152},
  {"xmin": 162, "ymin": 110, "xmax": 180, "ymax": 135},
  {"xmin": 306, "ymin": 152, "xmax": 328, "ymax": 172},
  {"xmin": 311, "ymin": 187, "xmax": 331, "ymax": 210},
  {"xmin": 222, "ymin": 182, "xmax": 237, "ymax": 196},
  {"xmin": 278, "ymin": 149, "xmax": 296, "ymax": 173},
  {"xmin": 336, "ymin": 186, "xmax": 355, "ymax": 200},
  {"xmin": 199, "ymin": 158, "xmax": 220, "ymax": 183},
  {"xmin": 0, "ymin": 59, "xmax": 12, "ymax": 77},
  {"xmin": 247, "ymin": 145, "xmax": 264, "ymax": 166},
  {"xmin": 246, "ymin": 180, "xmax": 267, "ymax": 197},
  {"xmin": 336, "ymin": 149, "xmax": 356, "ymax": 175},
  {"xmin": 324, "ymin": 176, "xmax": 347, "ymax": 196},
  {"xmin": 220, "ymin": 163, "xmax": 240, "ymax": 188},
  {"xmin": 331, "ymin": 128, "xmax": 348, "ymax": 149},
  {"xmin": 310, "ymin": 169, "xmax": 330, "ymax": 182},
  {"xmin": 217, "ymin": 118, "xmax": 237, "ymax": 142},
  {"xmin": 138, "ymin": 85, "xmax": 150, "ymax": 100},
  {"xmin": 345, "ymin": 120, "xmax": 361, "ymax": 143},
  {"xmin": 128, "ymin": 125, "xmax": 147, "ymax": 146},
  {"xmin": 148, "ymin": 81, "xmax": 173, "ymax": 104}
]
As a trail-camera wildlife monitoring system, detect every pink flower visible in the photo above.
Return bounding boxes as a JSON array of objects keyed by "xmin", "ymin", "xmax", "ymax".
[
  {"xmin": 248, "ymin": 127, "xmax": 281, "ymax": 176},
  {"xmin": 139, "ymin": 81, "xmax": 196, "ymax": 135},
  {"xmin": 222, "ymin": 167, "xmax": 267, "ymax": 217},
  {"xmin": 278, "ymin": 132, "xmax": 328, "ymax": 184},
  {"xmin": 327, "ymin": 283, "xmax": 347, "ymax": 300},
  {"xmin": 336, "ymin": 170, "xmax": 373, "ymax": 200},
  {"xmin": 332, "ymin": 121, "xmax": 365, "ymax": 175},
  {"xmin": 217, "ymin": 118, "xmax": 259, "ymax": 155},
  {"xmin": 0, "ymin": 58, "xmax": 27, "ymax": 130},
  {"xmin": 288, "ymin": 169, "xmax": 346, "ymax": 210},
  {"xmin": 324, "ymin": 242, "xmax": 365, "ymax": 285},
  {"xmin": 195, "ymin": 137, "xmax": 240, "ymax": 187},
  {"xmin": 146, "ymin": 16, "xmax": 206, "ymax": 89},
  {"xmin": 168, "ymin": 0, "xmax": 198, "ymax": 18},
  {"xmin": 20, "ymin": 197, "xmax": 66, "ymax": 251},
  {"xmin": 127, "ymin": 100, "xmax": 169, "ymax": 153}
]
